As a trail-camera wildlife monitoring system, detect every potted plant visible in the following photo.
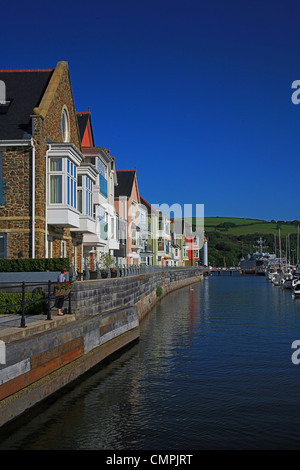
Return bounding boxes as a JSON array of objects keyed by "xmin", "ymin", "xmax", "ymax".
[{"xmin": 54, "ymin": 281, "xmax": 73, "ymax": 297}]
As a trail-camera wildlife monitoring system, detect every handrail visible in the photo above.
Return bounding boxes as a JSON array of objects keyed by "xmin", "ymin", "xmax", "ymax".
[
  {"xmin": 0, "ymin": 280, "xmax": 72, "ymax": 328},
  {"xmin": 0, "ymin": 266, "xmax": 203, "ymax": 327}
]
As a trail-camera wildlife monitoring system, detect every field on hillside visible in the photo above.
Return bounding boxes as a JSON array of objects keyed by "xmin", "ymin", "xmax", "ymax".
[
  {"xmin": 185, "ymin": 217, "xmax": 300, "ymax": 236},
  {"xmin": 183, "ymin": 217, "xmax": 300, "ymax": 267}
]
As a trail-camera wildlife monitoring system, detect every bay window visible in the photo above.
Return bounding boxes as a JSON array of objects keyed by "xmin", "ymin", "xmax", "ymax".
[
  {"xmin": 49, "ymin": 158, "xmax": 62, "ymax": 203},
  {"xmin": 67, "ymin": 159, "xmax": 77, "ymax": 209},
  {"xmin": 98, "ymin": 160, "xmax": 107, "ymax": 197},
  {"xmin": 85, "ymin": 176, "xmax": 93, "ymax": 217},
  {"xmin": 47, "ymin": 143, "xmax": 97, "ymax": 233},
  {"xmin": 47, "ymin": 143, "xmax": 83, "ymax": 228},
  {"xmin": 49, "ymin": 156, "xmax": 79, "ymax": 209}
]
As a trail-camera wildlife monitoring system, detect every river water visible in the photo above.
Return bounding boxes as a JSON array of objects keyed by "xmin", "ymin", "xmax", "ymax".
[{"xmin": 1, "ymin": 273, "xmax": 300, "ymax": 450}]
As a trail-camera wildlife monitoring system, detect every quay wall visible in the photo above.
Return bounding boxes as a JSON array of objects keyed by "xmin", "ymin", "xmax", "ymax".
[
  {"xmin": 0, "ymin": 267, "xmax": 203, "ymax": 427},
  {"xmin": 71, "ymin": 266, "xmax": 203, "ymax": 321}
]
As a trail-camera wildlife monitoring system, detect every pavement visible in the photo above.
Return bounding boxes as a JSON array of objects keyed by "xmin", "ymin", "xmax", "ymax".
[
  {"xmin": 0, "ymin": 313, "xmax": 49, "ymax": 330},
  {"xmin": 0, "ymin": 310, "xmax": 75, "ymax": 342}
]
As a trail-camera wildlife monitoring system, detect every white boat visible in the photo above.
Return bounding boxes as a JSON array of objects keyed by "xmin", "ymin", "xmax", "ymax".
[
  {"xmin": 281, "ymin": 271, "xmax": 294, "ymax": 289},
  {"xmin": 272, "ymin": 273, "xmax": 282, "ymax": 286},
  {"xmin": 268, "ymin": 266, "xmax": 278, "ymax": 281},
  {"xmin": 292, "ymin": 277, "xmax": 300, "ymax": 289},
  {"xmin": 293, "ymin": 283, "xmax": 300, "ymax": 298}
]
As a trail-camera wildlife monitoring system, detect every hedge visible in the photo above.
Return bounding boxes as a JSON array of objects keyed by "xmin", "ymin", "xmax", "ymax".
[
  {"xmin": 0, "ymin": 258, "xmax": 69, "ymax": 273},
  {"xmin": 0, "ymin": 291, "xmax": 46, "ymax": 314}
]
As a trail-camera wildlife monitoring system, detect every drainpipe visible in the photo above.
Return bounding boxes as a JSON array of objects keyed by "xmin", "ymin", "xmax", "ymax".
[
  {"xmin": 31, "ymin": 138, "xmax": 35, "ymax": 258},
  {"xmin": 45, "ymin": 145, "xmax": 50, "ymax": 257}
]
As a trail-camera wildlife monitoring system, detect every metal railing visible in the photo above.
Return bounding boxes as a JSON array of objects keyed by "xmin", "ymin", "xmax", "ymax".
[
  {"xmin": 0, "ymin": 280, "xmax": 72, "ymax": 328},
  {"xmin": 81, "ymin": 263, "xmax": 203, "ymax": 280},
  {"xmin": 0, "ymin": 265, "xmax": 202, "ymax": 328}
]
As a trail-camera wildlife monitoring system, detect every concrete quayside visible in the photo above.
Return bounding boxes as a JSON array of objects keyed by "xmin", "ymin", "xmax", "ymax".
[{"xmin": 0, "ymin": 267, "xmax": 203, "ymax": 427}]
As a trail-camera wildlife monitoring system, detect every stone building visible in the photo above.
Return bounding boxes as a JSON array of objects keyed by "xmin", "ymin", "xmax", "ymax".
[{"xmin": 0, "ymin": 61, "xmax": 89, "ymax": 272}]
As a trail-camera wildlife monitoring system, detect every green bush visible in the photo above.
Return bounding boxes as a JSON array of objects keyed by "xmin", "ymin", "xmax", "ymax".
[
  {"xmin": 0, "ymin": 258, "xmax": 69, "ymax": 273},
  {"xmin": 156, "ymin": 285, "xmax": 163, "ymax": 297},
  {"xmin": 0, "ymin": 290, "xmax": 46, "ymax": 314}
]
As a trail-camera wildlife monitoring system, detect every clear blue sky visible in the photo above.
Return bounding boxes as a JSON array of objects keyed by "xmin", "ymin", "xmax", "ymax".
[{"xmin": 1, "ymin": 0, "xmax": 300, "ymax": 221}]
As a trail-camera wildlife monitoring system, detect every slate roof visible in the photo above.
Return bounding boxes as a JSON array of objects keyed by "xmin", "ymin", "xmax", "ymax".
[
  {"xmin": 114, "ymin": 170, "xmax": 136, "ymax": 198},
  {"xmin": 140, "ymin": 196, "xmax": 157, "ymax": 215},
  {"xmin": 0, "ymin": 69, "xmax": 54, "ymax": 139},
  {"xmin": 76, "ymin": 113, "xmax": 89, "ymax": 141},
  {"xmin": 76, "ymin": 111, "xmax": 95, "ymax": 145}
]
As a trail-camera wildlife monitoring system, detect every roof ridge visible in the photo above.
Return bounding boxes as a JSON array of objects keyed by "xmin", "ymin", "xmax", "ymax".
[
  {"xmin": 0, "ymin": 69, "xmax": 54, "ymax": 72},
  {"xmin": 117, "ymin": 169, "xmax": 136, "ymax": 172}
]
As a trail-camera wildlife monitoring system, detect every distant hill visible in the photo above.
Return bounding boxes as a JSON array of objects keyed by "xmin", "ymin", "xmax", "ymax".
[{"xmin": 185, "ymin": 217, "xmax": 300, "ymax": 267}]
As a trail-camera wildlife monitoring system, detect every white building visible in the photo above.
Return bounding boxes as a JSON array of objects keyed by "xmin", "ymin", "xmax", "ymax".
[{"xmin": 77, "ymin": 112, "xmax": 119, "ymax": 269}]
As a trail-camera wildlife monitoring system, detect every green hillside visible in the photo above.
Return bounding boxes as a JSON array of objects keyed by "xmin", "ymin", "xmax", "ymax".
[{"xmin": 187, "ymin": 217, "xmax": 300, "ymax": 267}]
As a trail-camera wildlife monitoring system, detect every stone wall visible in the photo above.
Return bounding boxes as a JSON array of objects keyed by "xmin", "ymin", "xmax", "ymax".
[
  {"xmin": 71, "ymin": 266, "xmax": 203, "ymax": 320},
  {"xmin": 0, "ymin": 267, "xmax": 203, "ymax": 427},
  {"xmin": 0, "ymin": 146, "xmax": 32, "ymax": 258},
  {"xmin": 0, "ymin": 305, "xmax": 139, "ymax": 427}
]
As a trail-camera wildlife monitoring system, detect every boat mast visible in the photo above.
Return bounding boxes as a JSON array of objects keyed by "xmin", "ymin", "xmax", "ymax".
[
  {"xmin": 297, "ymin": 225, "xmax": 299, "ymax": 264},
  {"xmin": 279, "ymin": 228, "xmax": 282, "ymax": 266}
]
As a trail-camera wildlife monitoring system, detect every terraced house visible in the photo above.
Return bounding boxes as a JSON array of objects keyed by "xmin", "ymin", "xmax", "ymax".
[
  {"xmin": 76, "ymin": 110, "xmax": 120, "ymax": 268},
  {"xmin": 0, "ymin": 61, "xmax": 98, "ymax": 273},
  {"xmin": 114, "ymin": 169, "xmax": 148, "ymax": 266}
]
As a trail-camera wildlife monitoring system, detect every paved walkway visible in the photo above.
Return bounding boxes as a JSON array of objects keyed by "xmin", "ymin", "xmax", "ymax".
[
  {"xmin": 0, "ymin": 311, "xmax": 76, "ymax": 343},
  {"xmin": 0, "ymin": 312, "xmax": 61, "ymax": 331}
]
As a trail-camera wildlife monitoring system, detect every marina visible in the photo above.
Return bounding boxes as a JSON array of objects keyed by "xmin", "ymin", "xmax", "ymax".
[{"xmin": 1, "ymin": 274, "xmax": 300, "ymax": 450}]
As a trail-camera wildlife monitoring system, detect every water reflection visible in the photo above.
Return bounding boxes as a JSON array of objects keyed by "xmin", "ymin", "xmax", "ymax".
[{"xmin": 2, "ymin": 276, "xmax": 300, "ymax": 449}]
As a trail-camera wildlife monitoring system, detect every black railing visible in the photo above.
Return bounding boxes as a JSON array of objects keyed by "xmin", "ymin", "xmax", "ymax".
[
  {"xmin": 0, "ymin": 280, "xmax": 72, "ymax": 329},
  {"xmin": 0, "ymin": 266, "xmax": 202, "ymax": 329}
]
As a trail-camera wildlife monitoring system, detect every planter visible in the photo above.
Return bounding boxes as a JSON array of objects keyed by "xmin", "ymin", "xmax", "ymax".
[
  {"xmin": 54, "ymin": 282, "xmax": 73, "ymax": 297},
  {"xmin": 54, "ymin": 287, "xmax": 72, "ymax": 297}
]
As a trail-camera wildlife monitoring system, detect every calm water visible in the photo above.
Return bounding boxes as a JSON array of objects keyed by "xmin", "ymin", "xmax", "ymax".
[{"xmin": 1, "ymin": 274, "xmax": 300, "ymax": 450}]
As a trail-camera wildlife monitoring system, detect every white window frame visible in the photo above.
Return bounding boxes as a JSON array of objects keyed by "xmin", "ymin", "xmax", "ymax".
[
  {"xmin": 47, "ymin": 235, "xmax": 53, "ymax": 258},
  {"xmin": 62, "ymin": 107, "xmax": 69, "ymax": 143},
  {"xmin": 67, "ymin": 159, "xmax": 77, "ymax": 210},
  {"xmin": 85, "ymin": 176, "xmax": 93, "ymax": 218},
  {"xmin": 61, "ymin": 240, "xmax": 66, "ymax": 258},
  {"xmin": 47, "ymin": 143, "xmax": 83, "ymax": 211}
]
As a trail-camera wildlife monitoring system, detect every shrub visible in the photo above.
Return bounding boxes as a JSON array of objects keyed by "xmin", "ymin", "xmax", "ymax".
[
  {"xmin": 0, "ymin": 258, "xmax": 69, "ymax": 273},
  {"xmin": 156, "ymin": 285, "xmax": 163, "ymax": 297},
  {"xmin": 0, "ymin": 291, "xmax": 46, "ymax": 314}
]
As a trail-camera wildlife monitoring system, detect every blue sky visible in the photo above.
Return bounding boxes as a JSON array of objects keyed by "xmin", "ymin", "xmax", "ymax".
[{"xmin": 1, "ymin": 0, "xmax": 300, "ymax": 221}]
